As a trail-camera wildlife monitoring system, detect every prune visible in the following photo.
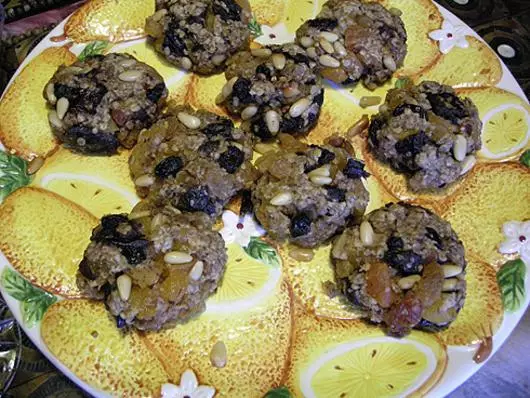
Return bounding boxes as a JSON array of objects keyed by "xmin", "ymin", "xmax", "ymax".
[
  {"xmin": 290, "ymin": 213, "xmax": 312, "ymax": 237},
  {"xmin": 394, "ymin": 131, "xmax": 432, "ymax": 172},
  {"xmin": 307, "ymin": 18, "xmax": 338, "ymax": 31},
  {"xmin": 163, "ymin": 25, "xmax": 186, "ymax": 56},
  {"xmin": 384, "ymin": 249, "xmax": 423, "ymax": 275},
  {"xmin": 218, "ymin": 146, "xmax": 244, "ymax": 174},
  {"xmin": 146, "ymin": 83, "xmax": 167, "ymax": 103},
  {"xmin": 325, "ymin": 186, "xmax": 346, "ymax": 202},
  {"xmin": 256, "ymin": 64, "xmax": 272, "ymax": 79},
  {"xmin": 368, "ymin": 117, "xmax": 384, "ymax": 147},
  {"xmin": 343, "ymin": 158, "xmax": 370, "ymax": 179},
  {"xmin": 251, "ymin": 117, "xmax": 273, "ymax": 140},
  {"xmin": 393, "ymin": 103, "xmax": 428, "ymax": 120},
  {"xmin": 116, "ymin": 239, "xmax": 149, "ymax": 265},
  {"xmin": 198, "ymin": 140, "xmax": 220, "ymax": 156},
  {"xmin": 202, "ymin": 119, "xmax": 234, "ymax": 139},
  {"xmin": 427, "ymin": 92, "xmax": 469, "ymax": 125},
  {"xmin": 232, "ymin": 78, "xmax": 254, "ymax": 104},
  {"xmin": 155, "ymin": 156, "xmax": 183, "ymax": 178},
  {"xmin": 78, "ymin": 258, "xmax": 96, "ymax": 280},
  {"xmin": 64, "ymin": 125, "xmax": 119, "ymax": 155},
  {"xmin": 177, "ymin": 186, "xmax": 217, "ymax": 215},
  {"xmin": 425, "ymin": 227, "xmax": 443, "ymax": 250},
  {"xmin": 212, "ymin": 0, "xmax": 241, "ymax": 21}
]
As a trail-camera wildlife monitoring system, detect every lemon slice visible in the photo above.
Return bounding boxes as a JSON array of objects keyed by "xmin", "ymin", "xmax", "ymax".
[
  {"xmin": 479, "ymin": 104, "xmax": 530, "ymax": 159},
  {"xmin": 206, "ymin": 243, "xmax": 282, "ymax": 314},
  {"xmin": 39, "ymin": 173, "xmax": 137, "ymax": 218},
  {"xmin": 302, "ymin": 337, "xmax": 436, "ymax": 398}
]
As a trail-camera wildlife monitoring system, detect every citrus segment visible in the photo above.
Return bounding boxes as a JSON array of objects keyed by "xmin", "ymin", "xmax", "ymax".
[
  {"xmin": 0, "ymin": 47, "xmax": 76, "ymax": 159},
  {"xmin": 64, "ymin": 0, "xmax": 154, "ymax": 42},
  {"xmin": 0, "ymin": 187, "xmax": 98, "ymax": 297},
  {"xmin": 41, "ymin": 300, "xmax": 169, "ymax": 396}
]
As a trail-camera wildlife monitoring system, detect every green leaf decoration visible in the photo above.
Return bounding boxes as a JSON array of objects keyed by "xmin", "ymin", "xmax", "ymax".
[
  {"xmin": 248, "ymin": 17, "xmax": 263, "ymax": 37},
  {"xmin": 264, "ymin": 387, "xmax": 292, "ymax": 398},
  {"xmin": 1, "ymin": 268, "xmax": 57, "ymax": 327},
  {"xmin": 0, "ymin": 151, "xmax": 31, "ymax": 202},
  {"xmin": 244, "ymin": 237, "xmax": 280, "ymax": 267},
  {"xmin": 395, "ymin": 77, "xmax": 412, "ymax": 89},
  {"xmin": 497, "ymin": 259, "xmax": 526, "ymax": 313},
  {"xmin": 78, "ymin": 40, "xmax": 109, "ymax": 61},
  {"xmin": 520, "ymin": 149, "xmax": 530, "ymax": 168}
]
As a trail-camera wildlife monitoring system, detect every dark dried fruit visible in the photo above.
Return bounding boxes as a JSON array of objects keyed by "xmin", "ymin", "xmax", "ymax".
[
  {"xmin": 384, "ymin": 292, "xmax": 423, "ymax": 336},
  {"xmin": 55, "ymin": 83, "xmax": 107, "ymax": 114},
  {"xmin": 54, "ymin": 83, "xmax": 81, "ymax": 102},
  {"xmin": 343, "ymin": 158, "xmax": 369, "ymax": 179},
  {"xmin": 146, "ymin": 82, "xmax": 167, "ymax": 103},
  {"xmin": 386, "ymin": 236, "xmax": 404, "ymax": 251},
  {"xmin": 198, "ymin": 140, "xmax": 220, "ymax": 156},
  {"xmin": 425, "ymin": 227, "xmax": 443, "ymax": 250},
  {"xmin": 219, "ymin": 146, "xmax": 245, "ymax": 174},
  {"xmin": 307, "ymin": 18, "xmax": 338, "ymax": 31},
  {"xmin": 314, "ymin": 90, "xmax": 324, "ymax": 106},
  {"xmin": 78, "ymin": 258, "xmax": 96, "ymax": 280},
  {"xmin": 94, "ymin": 214, "xmax": 142, "ymax": 243},
  {"xmin": 384, "ymin": 249, "xmax": 423, "ymax": 275},
  {"xmin": 280, "ymin": 116, "xmax": 306, "ymax": 134},
  {"xmin": 116, "ymin": 316, "xmax": 126, "ymax": 329},
  {"xmin": 325, "ymin": 186, "xmax": 346, "ymax": 202},
  {"xmin": 366, "ymin": 261, "xmax": 395, "ymax": 308},
  {"xmin": 177, "ymin": 186, "xmax": 217, "ymax": 215},
  {"xmin": 290, "ymin": 52, "xmax": 311, "ymax": 64},
  {"xmin": 232, "ymin": 77, "xmax": 254, "ymax": 104},
  {"xmin": 256, "ymin": 64, "xmax": 272, "ymax": 79},
  {"xmin": 393, "ymin": 103, "xmax": 428, "ymax": 120},
  {"xmin": 164, "ymin": 25, "xmax": 186, "ymax": 56},
  {"xmin": 239, "ymin": 189, "xmax": 253, "ymax": 216},
  {"xmin": 251, "ymin": 117, "xmax": 273, "ymax": 140},
  {"xmin": 394, "ymin": 131, "xmax": 432, "ymax": 172},
  {"xmin": 290, "ymin": 213, "xmax": 312, "ymax": 237},
  {"xmin": 117, "ymin": 239, "xmax": 149, "ymax": 265},
  {"xmin": 202, "ymin": 119, "xmax": 234, "ymax": 139},
  {"xmin": 368, "ymin": 117, "xmax": 384, "ymax": 147},
  {"xmin": 427, "ymin": 92, "xmax": 469, "ymax": 125},
  {"xmin": 64, "ymin": 125, "xmax": 119, "ymax": 155},
  {"xmin": 415, "ymin": 262, "xmax": 443, "ymax": 308},
  {"xmin": 212, "ymin": 0, "xmax": 242, "ymax": 21},
  {"xmin": 154, "ymin": 156, "xmax": 183, "ymax": 178}
]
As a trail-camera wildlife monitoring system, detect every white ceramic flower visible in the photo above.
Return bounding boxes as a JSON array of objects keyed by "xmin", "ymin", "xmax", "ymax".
[
  {"xmin": 161, "ymin": 369, "xmax": 215, "ymax": 398},
  {"xmin": 429, "ymin": 20, "xmax": 469, "ymax": 54},
  {"xmin": 254, "ymin": 23, "xmax": 294, "ymax": 46},
  {"xmin": 499, "ymin": 221, "xmax": 530, "ymax": 265},
  {"xmin": 219, "ymin": 210, "xmax": 265, "ymax": 247}
]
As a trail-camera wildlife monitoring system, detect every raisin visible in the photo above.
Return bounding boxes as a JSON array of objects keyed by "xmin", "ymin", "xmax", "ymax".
[
  {"xmin": 163, "ymin": 25, "xmax": 186, "ymax": 56},
  {"xmin": 325, "ymin": 186, "xmax": 346, "ymax": 202},
  {"xmin": 281, "ymin": 116, "xmax": 305, "ymax": 134},
  {"xmin": 78, "ymin": 258, "xmax": 96, "ymax": 280},
  {"xmin": 384, "ymin": 249, "xmax": 423, "ymax": 275},
  {"xmin": 343, "ymin": 158, "xmax": 370, "ymax": 179},
  {"xmin": 427, "ymin": 92, "xmax": 469, "ymax": 125},
  {"xmin": 304, "ymin": 146, "xmax": 335, "ymax": 172},
  {"xmin": 290, "ymin": 213, "xmax": 312, "ymax": 237},
  {"xmin": 425, "ymin": 227, "xmax": 443, "ymax": 250},
  {"xmin": 94, "ymin": 214, "xmax": 142, "ymax": 243},
  {"xmin": 232, "ymin": 78, "xmax": 254, "ymax": 104},
  {"xmin": 116, "ymin": 239, "xmax": 149, "ymax": 265},
  {"xmin": 202, "ymin": 119, "xmax": 234, "ymax": 139},
  {"xmin": 146, "ymin": 83, "xmax": 167, "ymax": 103},
  {"xmin": 386, "ymin": 236, "xmax": 404, "ymax": 251},
  {"xmin": 133, "ymin": 108, "xmax": 150, "ymax": 123},
  {"xmin": 394, "ymin": 131, "xmax": 431, "ymax": 172},
  {"xmin": 219, "ymin": 146, "xmax": 245, "ymax": 174},
  {"xmin": 212, "ymin": 0, "xmax": 242, "ymax": 21},
  {"xmin": 393, "ymin": 103, "xmax": 428, "ymax": 120},
  {"xmin": 251, "ymin": 117, "xmax": 273, "ymax": 140},
  {"xmin": 290, "ymin": 52, "xmax": 311, "ymax": 64},
  {"xmin": 313, "ymin": 90, "xmax": 324, "ymax": 106},
  {"xmin": 256, "ymin": 64, "xmax": 272, "ymax": 79},
  {"xmin": 54, "ymin": 84, "xmax": 81, "ymax": 102},
  {"xmin": 177, "ymin": 186, "xmax": 217, "ymax": 215},
  {"xmin": 307, "ymin": 18, "xmax": 338, "ymax": 31},
  {"xmin": 64, "ymin": 125, "xmax": 119, "ymax": 155},
  {"xmin": 102, "ymin": 283, "xmax": 112, "ymax": 298},
  {"xmin": 239, "ymin": 189, "xmax": 253, "ymax": 216},
  {"xmin": 154, "ymin": 156, "xmax": 183, "ymax": 178},
  {"xmin": 82, "ymin": 83, "xmax": 108, "ymax": 113},
  {"xmin": 384, "ymin": 292, "xmax": 423, "ymax": 337},
  {"xmin": 368, "ymin": 117, "xmax": 383, "ymax": 147},
  {"xmin": 198, "ymin": 140, "xmax": 220, "ymax": 156},
  {"xmin": 116, "ymin": 316, "xmax": 126, "ymax": 329}
]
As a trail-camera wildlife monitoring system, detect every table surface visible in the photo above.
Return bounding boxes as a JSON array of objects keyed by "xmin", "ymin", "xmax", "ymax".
[{"xmin": 0, "ymin": 0, "xmax": 529, "ymax": 397}]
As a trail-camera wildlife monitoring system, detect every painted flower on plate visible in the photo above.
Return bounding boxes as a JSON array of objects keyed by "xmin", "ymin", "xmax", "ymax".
[
  {"xmin": 499, "ymin": 221, "xmax": 530, "ymax": 266},
  {"xmin": 161, "ymin": 369, "xmax": 215, "ymax": 398},
  {"xmin": 219, "ymin": 210, "xmax": 265, "ymax": 248},
  {"xmin": 429, "ymin": 20, "xmax": 469, "ymax": 54}
]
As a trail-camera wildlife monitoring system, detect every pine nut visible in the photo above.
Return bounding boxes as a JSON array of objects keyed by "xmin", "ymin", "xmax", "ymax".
[
  {"xmin": 288, "ymin": 246, "xmax": 314, "ymax": 262},
  {"xmin": 56, "ymin": 97, "xmax": 69, "ymax": 120},
  {"xmin": 222, "ymin": 76, "xmax": 238, "ymax": 98},
  {"xmin": 48, "ymin": 110, "xmax": 63, "ymax": 128},
  {"xmin": 180, "ymin": 57, "xmax": 192, "ymax": 70},
  {"xmin": 254, "ymin": 143, "xmax": 277, "ymax": 154},
  {"xmin": 308, "ymin": 164, "xmax": 330, "ymax": 178},
  {"xmin": 117, "ymin": 274, "xmax": 132, "ymax": 301},
  {"xmin": 359, "ymin": 96, "xmax": 381, "ymax": 108},
  {"xmin": 320, "ymin": 31, "xmax": 339, "ymax": 43},
  {"xmin": 215, "ymin": 93, "xmax": 225, "ymax": 105},
  {"xmin": 442, "ymin": 278, "xmax": 459, "ymax": 292},
  {"xmin": 134, "ymin": 174, "xmax": 154, "ymax": 187},
  {"xmin": 334, "ymin": 41, "xmax": 347, "ymax": 56},
  {"xmin": 453, "ymin": 135, "xmax": 467, "ymax": 161},
  {"xmin": 241, "ymin": 105, "xmax": 258, "ymax": 120},
  {"xmin": 151, "ymin": 8, "xmax": 167, "ymax": 21},
  {"xmin": 310, "ymin": 175, "xmax": 332, "ymax": 185},
  {"xmin": 383, "ymin": 55, "xmax": 397, "ymax": 71},
  {"xmin": 398, "ymin": 275, "xmax": 421, "ymax": 290},
  {"xmin": 164, "ymin": 251, "xmax": 193, "ymax": 265},
  {"xmin": 128, "ymin": 210, "xmax": 151, "ymax": 220},
  {"xmin": 300, "ymin": 36, "xmax": 314, "ymax": 47},
  {"xmin": 251, "ymin": 48, "xmax": 272, "ymax": 57},
  {"xmin": 319, "ymin": 54, "xmax": 341, "ymax": 68},
  {"xmin": 460, "ymin": 155, "xmax": 476, "ymax": 175},
  {"xmin": 177, "ymin": 112, "xmax": 201, "ymax": 129},
  {"xmin": 270, "ymin": 192, "xmax": 293, "ymax": 206},
  {"xmin": 118, "ymin": 70, "xmax": 143, "ymax": 82},
  {"xmin": 45, "ymin": 83, "xmax": 57, "ymax": 105},
  {"xmin": 289, "ymin": 97, "xmax": 311, "ymax": 117},
  {"xmin": 360, "ymin": 220, "xmax": 374, "ymax": 246},
  {"xmin": 389, "ymin": 7, "xmax": 402, "ymax": 16},
  {"xmin": 442, "ymin": 264, "xmax": 463, "ymax": 278},
  {"xmin": 265, "ymin": 110, "xmax": 280, "ymax": 134},
  {"xmin": 210, "ymin": 341, "xmax": 227, "ymax": 368},
  {"xmin": 27, "ymin": 157, "xmax": 44, "ymax": 175},
  {"xmin": 120, "ymin": 58, "xmax": 136, "ymax": 68},
  {"xmin": 212, "ymin": 54, "xmax": 226, "ymax": 66},
  {"xmin": 319, "ymin": 39, "xmax": 335, "ymax": 54},
  {"xmin": 306, "ymin": 47, "xmax": 318, "ymax": 59},
  {"xmin": 189, "ymin": 261, "xmax": 204, "ymax": 281},
  {"xmin": 272, "ymin": 53, "xmax": 286, "ymax": 70}
]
